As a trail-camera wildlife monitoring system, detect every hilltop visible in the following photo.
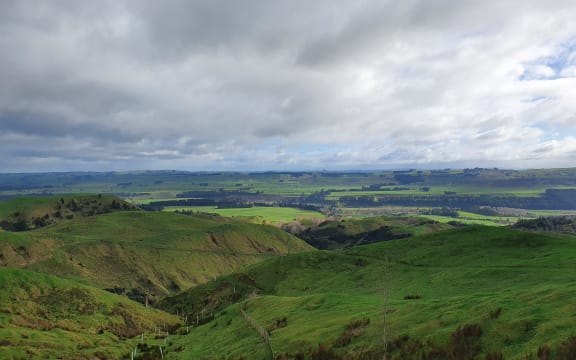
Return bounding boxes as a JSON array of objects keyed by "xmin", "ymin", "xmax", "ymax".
[
  {"xmin": 158, "ymin": 226, "xmax": 576, "ymax": 359},
  {"xmin": 0, "ymin": 194, "xmax": 136, "ymax": 231}
]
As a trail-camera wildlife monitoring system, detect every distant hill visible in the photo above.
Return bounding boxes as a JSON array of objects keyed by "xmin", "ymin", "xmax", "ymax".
[
  {"xmin": 158, "ymin": 226, "xmax": 576, "ymax": 359},
  {"xmin": 0, "ymin": 206, "xmax": 314, "ymax": 303},
  {"xmin": 287, "ymin": 216, "xmax": 451, "ymax": 249},
  {"xmin": 0, "ymin": 268, "xmax": 179, "ymax": 359},
  {"xmin": 513, "ymin": 216, "xmax": 576, "ymax": 232},
  {"xmin": 0, "ymin": 194, "xmax": 136, "ymax": 231}
]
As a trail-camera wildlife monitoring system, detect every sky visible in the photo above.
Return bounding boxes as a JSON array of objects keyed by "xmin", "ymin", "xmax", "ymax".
[{"xmin": 1, "ymin": 0, "xmax": 576, "ymax": 172}]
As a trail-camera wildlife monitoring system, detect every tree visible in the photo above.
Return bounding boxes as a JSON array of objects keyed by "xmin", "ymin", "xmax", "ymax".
[{"xmin": 13, "ymin": 218, "xmax": 29, "ymax": 231}]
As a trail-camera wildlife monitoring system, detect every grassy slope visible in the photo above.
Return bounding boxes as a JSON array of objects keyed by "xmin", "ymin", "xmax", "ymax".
[
  {"xmin": 160, "ymin": 226, "xmax": 576, "ymax": 359},
  {"xmin": 0, "ymin": 268, "xmax": 179, "ymax": 359},
  {"xmin": 1, "ymin": 210, "xmax": 314, "ymax": 300}
]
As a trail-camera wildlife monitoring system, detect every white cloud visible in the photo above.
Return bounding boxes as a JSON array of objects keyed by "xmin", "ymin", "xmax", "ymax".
[{"xmin": 1, "ymin": 0, "xmax": 576, "ymax": 171}]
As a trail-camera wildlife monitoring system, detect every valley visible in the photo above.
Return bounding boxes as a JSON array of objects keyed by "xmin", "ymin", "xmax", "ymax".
[
  {"xmin": 0, "ymin": 170, "xmax": 575, "ymax": 359},
  {"xmin": 4, "ymin": 2, "xmax": 576, "ymax": 358}
]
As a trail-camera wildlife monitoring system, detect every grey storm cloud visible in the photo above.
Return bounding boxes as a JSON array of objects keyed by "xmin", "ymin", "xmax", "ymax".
[
  {"xmin": 1, "ymin": 0, "xmax": 576, "ymax": 171},
  {"xmin": 0, "ymin": 110, "xmax": 136, "ymax": 142}
]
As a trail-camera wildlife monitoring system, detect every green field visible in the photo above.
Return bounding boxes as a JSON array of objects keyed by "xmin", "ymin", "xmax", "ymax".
[
  {"xmin": 420, "ymin": 210, "xmax": 516, "ymax": 226},
  {"xmin": 526, "ymin": 209, "xmax": 576, "ymax": 216},
  {"xmin": 342, "ymin": 207, "xmax": 519, "ymax": 226},
  {"xmin": 3, "ymin": 168, "xmax": 576, "ymax": 199},
  {"xmin": 419, "ymin": 215, "xmax": 507, "ymax": 226},
  {"xmin": 4, "ymin": 170, "xmax": 576, "ymax": 226},
  {"xmin": 163, "ymin": 206, "xmax": 324, "ymax": 224},
  {"xmin": 325, "ymin": 186, "xmax": 548, "ymax": 200}
]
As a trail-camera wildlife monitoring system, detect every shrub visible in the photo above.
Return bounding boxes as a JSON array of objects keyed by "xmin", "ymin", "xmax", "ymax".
[
  {"xmin": 485, "ymin": 351, "xmax": 504, "ymax": 360},
  {"xmin": 267, "ymin": 317, "xmax": 288, "ymax": 332},
  {"xmin": 537, "ymin": 345, "xmax": 551, "ymax": 360},
  {"xmin": 311, "ymin": 344, "xmax": 341, "ymax": 360},
  {"xmin": 557, "ymin": 337, "xmax": 576, "ymax": 360},
  {"xmin": 333, "ymin": 318, "xmax": 370, "ymax": 348},
  {"xmin": 488, "ymin": 308, "xmax": 502, "ymax": 320},
  {"xmin": 447, "ymin": 324, "xmax": 482, "ymax": 360}
]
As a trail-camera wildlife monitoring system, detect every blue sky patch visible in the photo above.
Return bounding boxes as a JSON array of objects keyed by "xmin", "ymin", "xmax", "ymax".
[{"xmin": 519, "ymin": 39, "xmax": 576, "ymax": 81}]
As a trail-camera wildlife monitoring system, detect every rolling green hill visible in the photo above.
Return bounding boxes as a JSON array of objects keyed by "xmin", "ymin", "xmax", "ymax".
[
  {"xmin": 158, "ymin": 226, "xmax": 576, "ymax": 359},
  {"xmin": 0, "ymin": 196, "xmax": 313, "ymax": 359},
  {"xmin": 1, "ymin": 207, "xmax": 314, "ymax": 303},
  {"xmin": 3, "ymin": 193, "xmax": 576, "ymax": 359},
  {"xmin": 0, "ymin": 268, "xmax": 180, "ymax": 359}
]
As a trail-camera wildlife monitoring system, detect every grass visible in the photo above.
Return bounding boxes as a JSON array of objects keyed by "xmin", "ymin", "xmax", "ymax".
[
  {"xmin": 2, "ymin": 185, "xmax": 576, "ymax": 358},
  {"xmin": 160, "ymin": 226, "xmax": 576, "ymax": 359},
  {"xmin": 420, "ymin": 215, "xmax": 507, "ymax": 226},
  {"xmin": 163, "ymin": 206, "xmax": 324, "ymax": 224},
  {"xmin": 341, "ymin": 209, "xmax": 534, "ymax": 227},
  {"xmin": 0, "ymin": 268, "xmax": 179, "ymax": 359},
  {"xmin": 0, "ymin": 202, "xmax": 315, "ymax": 358},
  {"xmin": 526, "ymin": 209, "xmax": 576, "ymax": 216},
  {"xmin": 1, "ymin": 209, "xmax": 314, "ymax": 302},
  {"xmin": 4, "ymin": 169, "xmax": 575, "ymax": 201},
  {"xmin": 0, "ymin": 194, "xmax": 135, "ymax": 232},
  {"xmin": 163, "ymin": 305, "xmax": 271, "ymax": 359},
  {"xmin": 417, "ymin": 210, "xmax": 518, "ymax": 226},
  {"xmin": 0, "ymin": 194, "xmax": 125, "ymax": 218}
]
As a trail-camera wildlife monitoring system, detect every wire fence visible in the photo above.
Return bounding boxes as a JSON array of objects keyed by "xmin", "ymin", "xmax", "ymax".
[{"xmin": 240, "ymin": 303, "xmax": 274, "ymax": 359}]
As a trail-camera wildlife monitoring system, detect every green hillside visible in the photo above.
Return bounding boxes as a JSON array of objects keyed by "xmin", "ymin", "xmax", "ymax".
[
  {"xmin": 0, "ymin": 268, "xmax": 179, "ymax": 359},
  {"xmin": 1, "ymin": 208, "xmax": 314, "ymax": 303},
  {"xmin": 159, "ymin": 226, "xmax": 576, "ymax": 359}
]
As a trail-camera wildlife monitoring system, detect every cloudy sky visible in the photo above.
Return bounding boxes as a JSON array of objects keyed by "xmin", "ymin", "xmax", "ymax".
[{"xmin": 1, "ymin": 0, "xmax": 576, "ymax": 172}]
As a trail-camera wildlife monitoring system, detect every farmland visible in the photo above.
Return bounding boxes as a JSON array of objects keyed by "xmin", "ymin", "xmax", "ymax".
[
  {"xmin": 163, "ymin": 206, "xmax": 324, "ymax": 224},
  {"xmin": 1, "ymin": 169, "xmax": 576, "ymax": 358},
  {"xmin": 3, "ymin": 169, "xmax": 576, "ymax": 224}
]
